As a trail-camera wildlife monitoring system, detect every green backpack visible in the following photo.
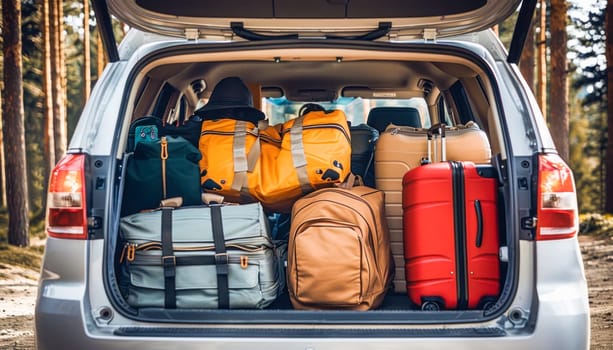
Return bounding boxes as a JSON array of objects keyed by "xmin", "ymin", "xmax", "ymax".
[{"xmin": 121, "ymin": 136, "xmax": 202, "ymax": 217}]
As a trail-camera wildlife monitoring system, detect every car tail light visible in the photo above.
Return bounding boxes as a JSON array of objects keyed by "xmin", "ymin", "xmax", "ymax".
[
  {"xmin": 46, "ymin": 154, "xmax": 88, "ymax": 239},
  {"xmin": 536, "ymin": 153, "xmax": 578, "ymax": 240}
]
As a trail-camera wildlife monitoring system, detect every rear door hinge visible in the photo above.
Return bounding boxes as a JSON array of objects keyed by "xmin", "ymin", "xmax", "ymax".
[
  {"xmin": 423, "ymin": 28, "xmax": 437, "ymax": 42},
  {"xmin": 185, "ymin": 28, "xmax": 199, "ymax": 40}
]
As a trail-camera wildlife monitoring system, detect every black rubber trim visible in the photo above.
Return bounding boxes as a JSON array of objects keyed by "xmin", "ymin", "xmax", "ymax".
[
  {"xmin": 451, "ymin": 162, "xmax": 468, "ymax": 310},
  {"xmin": 115, "ymin": 326, "xmax": 506, "ymax": 338},
  {"xmin": 507, "ymin": 0, "xmax": 538, "ymax": 64},
  {"xmin": 91, "ymin": 0, "xmax": 119, "ymax": 62}
]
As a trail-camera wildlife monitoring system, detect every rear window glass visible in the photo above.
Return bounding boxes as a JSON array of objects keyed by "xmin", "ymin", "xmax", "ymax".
[{"xmin": 262, "ymin": 97, "xmax": 431, "ymax": 127}]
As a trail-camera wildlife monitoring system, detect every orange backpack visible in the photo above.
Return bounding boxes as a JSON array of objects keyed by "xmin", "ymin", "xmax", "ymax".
[{"xmin": 199, "ymin": 109, "xmax": 352, "ymax": 212}]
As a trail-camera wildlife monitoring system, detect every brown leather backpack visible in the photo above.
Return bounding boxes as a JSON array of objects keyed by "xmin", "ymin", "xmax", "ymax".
[{"xmin": 287, "ymin": 176, "xmax": 394, "ymax": 310}]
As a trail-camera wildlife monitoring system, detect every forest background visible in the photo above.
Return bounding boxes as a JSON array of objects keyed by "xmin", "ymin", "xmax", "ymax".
[{"xmin": 0, "ymin": 0, "xmax": 610, "ymax": 249}]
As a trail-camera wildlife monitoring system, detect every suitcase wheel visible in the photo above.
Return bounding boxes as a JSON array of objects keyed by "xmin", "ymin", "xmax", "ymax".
[{"xmin": 421, "ymin": 300, "xmax": 441, "ymax": 311}]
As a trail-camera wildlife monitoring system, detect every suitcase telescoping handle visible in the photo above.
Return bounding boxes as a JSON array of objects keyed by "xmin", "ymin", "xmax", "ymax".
[
  {"xmin": 423, "ymin": 123, "xmax": 446, "ymax": 164},
  {"xmin": 474, "ymin": 199, "xmax": 483, "ymax": 248}
]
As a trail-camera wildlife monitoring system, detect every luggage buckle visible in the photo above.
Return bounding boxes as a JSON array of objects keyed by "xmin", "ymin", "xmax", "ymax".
[
  {"xmin": 215, "ymin": 253, "xmax": 229, "ymax": 275},
  {"xmin": 215, "ymin": 252, "xmax": 228, "ymax": 264},
  {"xmin": 240, "ymin": 256, "xmax": 249, "ymax": 269},
  {"xmin": 162, "ymin": 255, "xmax": 176, "ymax": 267},
  {"xmin": 162, "ymin": 255, "xmax": 176, "ymax": 278}
]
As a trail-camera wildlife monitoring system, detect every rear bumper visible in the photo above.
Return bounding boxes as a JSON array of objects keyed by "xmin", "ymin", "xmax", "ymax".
[
  {"xmin": 35, "ymin": 238, "xmax": 589, "ymax": 350},
  {"xmin": 35, "ymin": 295, "xmax": 589, "ymax": 350}
]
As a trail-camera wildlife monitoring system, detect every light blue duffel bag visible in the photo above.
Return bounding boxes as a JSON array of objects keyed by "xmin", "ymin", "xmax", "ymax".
[{"xmin": 119, "ymin": 202, "xmax": 282, "ymax": 309}]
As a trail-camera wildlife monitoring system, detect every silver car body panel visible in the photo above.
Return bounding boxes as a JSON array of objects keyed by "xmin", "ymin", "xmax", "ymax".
[{"xmin": 36, "ymin": 26, "xmax": 588, "ymax": 349}]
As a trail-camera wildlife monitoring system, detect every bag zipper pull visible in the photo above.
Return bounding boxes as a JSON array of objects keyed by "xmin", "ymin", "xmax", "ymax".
[
  {"xmin": 240, "ymin": 255, "xmax": 249, "ymax": 269},
  {"xmin": 126, "ymin": 243, "xmax": 136, "ymax": 262},
  {"xmin": 160, "ymin": 137, "xmax": 168, "ymax": 198}
]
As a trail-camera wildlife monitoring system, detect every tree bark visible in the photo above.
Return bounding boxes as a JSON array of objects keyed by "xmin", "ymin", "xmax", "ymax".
[
  {"xmin": 536, "ymin": 0, "xmax": 548, "ymax": 117},
  {"xmin": 2, "ymin": 0, "xmax": 30, "ymax": 247},
  {"xmin": 605, "ymin": 0, "xmax": 613, "ymax": 212},
  {"xmin": 96, "ymin": 31, "xmax": 105, "ymax": 79},
  {"xmin": 519, "ymin": 15, "xmax": 536, "ymax": 93},
  {"xmin": 83, "ymin": 0, "xmax": 91, "ymax": 102},
  {"xmin": 0, "ymin": 90, "xmax": 6, "ymax": 208},
  {"xmin": 549, "ymin": 0, "xmax": 569, "ymax": 162},
  {"xmin": 42, "ymin": 0, "xmax": 56, "ymax": 198},
  {"xmin": 51, "ymin": 0, "xmax": 67, "ymax": 161}
]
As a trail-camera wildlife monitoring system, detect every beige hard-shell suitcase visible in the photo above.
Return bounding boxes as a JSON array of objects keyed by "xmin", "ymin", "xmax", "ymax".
[{"xmin": 374, "ymin": 121, "xmax": 492, "ymax": 292}]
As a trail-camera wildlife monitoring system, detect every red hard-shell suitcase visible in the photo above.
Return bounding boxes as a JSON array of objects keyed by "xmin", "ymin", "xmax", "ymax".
[{"xmin": 402, "ymin": 160, "xmax": 500, "ymax": 310}]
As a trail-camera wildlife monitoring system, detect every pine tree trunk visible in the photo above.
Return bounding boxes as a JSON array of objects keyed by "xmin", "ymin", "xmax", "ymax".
[
  {"xmin": 549, "ymin": 0, "xmax": 569, "ymax": 162},
  {"xmin": 0, "ymin": 90, "xmax": 6, "ymax": 208},
  {"xmin": 605, "ymin": 0, "xmax": 613, "ymax": 213},
  {"xmin": 42, "ymin": 0, "xmax": 56, "ymax": 199},
  {"xmin": 2, "ymin": 0, "xmax": 30, "ymax": 247},
  {"xmin": 83, "ymin": 0, "xmax": 91, "ymax": 102},
  {"xmin": 519, "ymin": 15, "xmax": 536, "ymax": 93},
  {"xmin": 51, "ymin": 0, "xmax": 67, "ymax": 161},
  {"xmin": 536, "ymin": 0, "xmax": 547, "ymax": 117},
  {"xmin": 96, "ymin": 31, "xmax": 105, "ymax": 79}
]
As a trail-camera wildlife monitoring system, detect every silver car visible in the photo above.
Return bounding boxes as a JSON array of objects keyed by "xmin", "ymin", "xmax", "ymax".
[{"xmin": 36, "ymin": 0, "xmax": 590, "ymax": 349}]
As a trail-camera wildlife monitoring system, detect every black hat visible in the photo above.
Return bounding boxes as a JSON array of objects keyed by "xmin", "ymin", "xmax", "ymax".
[{"xmin": 195, "ymin": 77, "xmax": 265, "ymax": 123}]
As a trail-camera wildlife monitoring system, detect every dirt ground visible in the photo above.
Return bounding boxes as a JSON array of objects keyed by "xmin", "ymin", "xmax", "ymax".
[
  {"xmin": 0, "ymin": 236, "xmax": 611, "ymax": 349},
  {"xmin": 0, "ymin": 264, "xmax": 38, "ymax": 349},
  {"xmin": 580, "ymin": 235, "xmax": 613, "ymax": 349}
]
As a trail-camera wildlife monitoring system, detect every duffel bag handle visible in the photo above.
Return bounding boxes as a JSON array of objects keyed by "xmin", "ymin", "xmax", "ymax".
[{"xmin": 337, "ymin": 173, "xmax": 364, "ymax": 189}]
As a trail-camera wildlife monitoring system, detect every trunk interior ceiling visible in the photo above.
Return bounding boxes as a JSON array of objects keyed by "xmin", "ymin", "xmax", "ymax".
[
  {"xmin": 169, "ymin": 61, "xmax": 455, "ymax": 95},
  {"xmin": 112, "ymin": 49, "xmax": 510, "ymax": 322}
]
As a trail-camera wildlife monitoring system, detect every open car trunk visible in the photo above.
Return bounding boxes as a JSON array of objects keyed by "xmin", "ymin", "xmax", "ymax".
[{"xmin": 105, "ymin": 38, "xmax": 517, "ymax": 328}]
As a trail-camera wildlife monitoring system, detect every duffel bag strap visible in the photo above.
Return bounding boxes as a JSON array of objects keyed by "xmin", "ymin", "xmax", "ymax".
[
  {"xmin": 231, "ymin": 121, "xmax": 260, "ymax": 201},
  {"xmin": 211, "ymin": 205, "xmax": 230, "ymax": 309},
  {"xmin": 289, "ymin": 116, "xmax": 312, "ymax": 194},
  {"xmin": 160, "ymin": 207, "xmax": 177, "ymax": 308}
]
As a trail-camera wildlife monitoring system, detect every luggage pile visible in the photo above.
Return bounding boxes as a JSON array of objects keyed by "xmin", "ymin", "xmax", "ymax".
[{"xmin": 117, "ymin": 77, "xmax": 501, "ymax": 312}]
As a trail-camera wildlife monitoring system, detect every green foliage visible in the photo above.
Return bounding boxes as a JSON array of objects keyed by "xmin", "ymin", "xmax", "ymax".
[
  {"xmin": 497, "ymin": 11, "xmax": 519, "ymax": 50},
  {"xmin": 22, "ymin": 1, "xmax": 45, "ymax": 215},
  {"xmin": 568, "ymin": 0, "xmax": 608, "ymax": 214},
  {"xmin": 570, "ymin": 107, "xmax": 603, "ymax": 213},
  {"xmin": 569, "ymin": 0, "xmax": 607, "ymax": 113},
  {"xmin": 579, "ymin": 212, "xmax": 613, "ymax": 237}
]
